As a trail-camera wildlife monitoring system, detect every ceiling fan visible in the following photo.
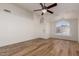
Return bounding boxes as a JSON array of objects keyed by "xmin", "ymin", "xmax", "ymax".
[{"xmin": 34, "ymin": 3, "xmax": 57, "ymax": 15}]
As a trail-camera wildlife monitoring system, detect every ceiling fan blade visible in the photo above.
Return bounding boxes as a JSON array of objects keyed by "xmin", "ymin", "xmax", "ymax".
[
  {"xmin": 41, "ymin": 12, "xmax": 44, "ymax": 15},
  {"xmin": 40, "ymin": 3, "xmax": 44, "ymax": 8},
  {"xmin": 34, "ymin": 9, "xmax": 42, "ymax": 11},
  {"xmin": 47, "ymin": 10, "xmax": 53, "ymax": 14},
  {"xmin": 47, "ymin": 3, "xmax": 57, "ymax": 9}
]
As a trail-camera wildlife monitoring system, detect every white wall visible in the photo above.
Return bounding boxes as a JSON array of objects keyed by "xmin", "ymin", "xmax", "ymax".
[
  {"xmin": 0, "ymin": 4, "xmax": 40, "ymax": 47},
  {"xmin": 38, "ymin": 15, "xmax": 51, "ymax": 39}
]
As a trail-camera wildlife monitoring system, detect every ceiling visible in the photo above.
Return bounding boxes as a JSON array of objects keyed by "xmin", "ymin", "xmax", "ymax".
[{"xmin": 15, "ymin": 3, "xmax": 79, "ymax": 20}]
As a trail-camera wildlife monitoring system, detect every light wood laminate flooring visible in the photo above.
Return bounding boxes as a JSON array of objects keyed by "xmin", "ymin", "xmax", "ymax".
[{"xmin": 0, "ymin": 38, "xmax": 79, "ymax": 56}]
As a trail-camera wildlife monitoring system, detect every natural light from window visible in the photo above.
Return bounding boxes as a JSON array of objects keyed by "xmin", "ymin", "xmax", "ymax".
[{"xmin": 55, "ymin": 20, "xmax": 70, "ymax": 36}]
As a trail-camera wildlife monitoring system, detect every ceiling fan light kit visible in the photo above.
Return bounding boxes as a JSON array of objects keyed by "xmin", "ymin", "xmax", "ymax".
[
  {"xmin": 42, "ymin": 9, "xmax": 47, "ymax": 13},
  {"xmin": 34, "ymin": 3, "xmax": 57, "ymax": 15}
]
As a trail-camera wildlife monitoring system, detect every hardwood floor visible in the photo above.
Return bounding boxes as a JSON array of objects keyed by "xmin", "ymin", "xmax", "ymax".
[{"xmin": 0, "ymin": 38, "xmax": 79, "ymax": 56}]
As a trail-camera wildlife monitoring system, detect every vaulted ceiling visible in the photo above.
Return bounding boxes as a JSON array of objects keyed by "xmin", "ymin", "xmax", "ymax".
[{"xmin": 15, "ymin": 3, "xmax": 79, "ymax": 21}]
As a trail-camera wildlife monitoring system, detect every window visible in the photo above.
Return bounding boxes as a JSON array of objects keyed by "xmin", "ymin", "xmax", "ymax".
[{"xmin": 55, "ymin": 20, "xmax": 70, "ymax": 36}]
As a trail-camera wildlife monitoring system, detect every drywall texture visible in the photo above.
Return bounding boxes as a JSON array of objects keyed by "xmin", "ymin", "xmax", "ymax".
[{"xmin": 0, "ymin": 4, "xmax": 40, "ymax": 47}]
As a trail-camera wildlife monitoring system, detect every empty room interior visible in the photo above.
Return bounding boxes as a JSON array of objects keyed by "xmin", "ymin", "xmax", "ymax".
[{"xmin": 0, "ymin": 3, "xmax": 79, "ymax": 56}]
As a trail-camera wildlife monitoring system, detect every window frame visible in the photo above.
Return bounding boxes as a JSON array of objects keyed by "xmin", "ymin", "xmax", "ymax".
[{"xmin": 55, "ymin": 20, "xmax": 70, "ymax": 36}]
